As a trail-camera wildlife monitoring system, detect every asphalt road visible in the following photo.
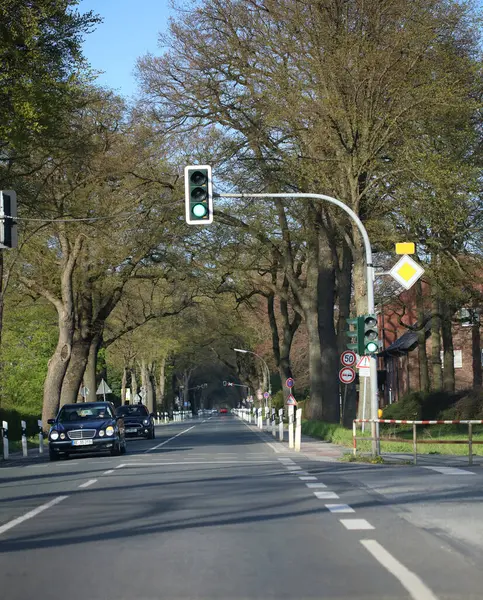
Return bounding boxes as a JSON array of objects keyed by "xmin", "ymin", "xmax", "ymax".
[{"xmin": 1, "ymin": 415, "xmax": 483, "ymax": 600}]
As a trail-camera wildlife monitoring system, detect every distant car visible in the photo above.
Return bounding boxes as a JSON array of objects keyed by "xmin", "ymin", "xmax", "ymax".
[
  {"xmin": 48, "ymin": 402, "xmax": 126, "ymax": 461},
  {"xmin": 219, "ymin": 408, "xmax": 228, "ymax": 414},
  {"xmin": 115, "ymin": 404, "xmax": 155, "ymax": 439}
]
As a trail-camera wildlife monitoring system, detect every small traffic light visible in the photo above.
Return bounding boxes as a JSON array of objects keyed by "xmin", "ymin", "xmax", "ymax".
[
  {"xmin": 184, "ymin": 165, "xmax": 213, "ymax": 225},
  {"xmin": 363, "ymin": 314, "xmax": 379, "ymax": 354},
  {"xmin": 0, "ymin": 190, "xmax": 17, "ymax": 249},
  {"xmin": 346, "ymin": 316, "xmax": 364, "ymax": 355}
]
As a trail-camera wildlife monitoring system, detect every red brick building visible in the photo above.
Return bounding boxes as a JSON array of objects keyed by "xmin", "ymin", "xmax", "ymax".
[{"xmin": 378, "ymin": 282, "xmax": 482, "ymax": 405}]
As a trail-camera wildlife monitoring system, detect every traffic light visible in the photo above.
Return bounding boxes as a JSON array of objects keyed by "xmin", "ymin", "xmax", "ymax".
[
  {"xmin": 346, "ymin": 316, "xmax": 364, "ymax": 355},
  {"xmin": 363, "ymin": 314, "xmax": 379, "ymax": 354},
  {"xmin": 184, "ymin": 165, "xmax": 213, "ymax": 225},
  {"xmin": 0, "ymin": 190, "xmax": 17, "ymax": 249}
]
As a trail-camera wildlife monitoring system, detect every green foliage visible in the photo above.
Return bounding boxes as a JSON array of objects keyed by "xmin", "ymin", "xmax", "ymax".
[
  {"xmin": 0, "ymin": 300, "xmax": 57, "ymax": 417},
  {"xmin": 382, "ymin": 390, "xmax": 472, "ymax": 421},
  {"xmin": 0, "ymin": 0, "xmax": 100, "ymax": 148}
]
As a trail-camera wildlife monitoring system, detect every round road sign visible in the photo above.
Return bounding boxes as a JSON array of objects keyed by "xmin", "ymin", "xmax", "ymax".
[
  {"xmin": 340, "ymin": 350, "xmax": 356, "ymax": 367},
  {"xmin": 263, "ymin": 392, "xmax": 270, "ymax": 399},
  {"xmin": 339, "ymin": 367, "xmax": 356, "ymax": 385},
  {"xmin": 285, "ymin": 378, "xmax": 294, "ymax": 388}
]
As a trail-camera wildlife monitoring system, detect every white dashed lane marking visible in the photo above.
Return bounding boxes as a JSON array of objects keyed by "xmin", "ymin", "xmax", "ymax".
[
  {"xmin": 299, "ymin": 476, "xmax": 317, "ymax": 481},
  {"xmin": 305, "ymin": 483, "xmax": 327, "ymax": 489},
  {"xmin": 340, "ymin": 519, "xmax": 374, "ymax": 530},
  {"xmin": 325, "ymin": 504, "xmax": 355, "ymax": 513},
  {"xmin": 78, "ymin": 479, "xmax": 97, "ymax": 489},
  {"xmin": 0, "ymin": 496, "xmax": 68, "ymax": 536},
  {"xmin": 361, "ymin": 540, "xmax": 439, "ymax": 600},
  {"xmin": 313, "ymin": 491, "xmax": 339, "ymax": 499}
]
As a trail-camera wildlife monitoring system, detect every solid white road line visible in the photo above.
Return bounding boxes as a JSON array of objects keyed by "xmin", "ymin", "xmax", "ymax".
[
  {"xmin": 78, "ymin": 479, "xmax": 97, "ymax": 488},
  {"xmin": 305, "ymin": 483, "xmax": 327, "ymax": 489},
  {"xmin": 241, "ymin": 420, "xmax": 281, "ymax": 453},
  {"xmin": 325, "ymin": 504, "xmax": 355, "ymax": 513},
  {"xmin": 361, "ymin": 539, "xmax": 439, "ymax": 600},
  {"xmin": 340, "ymin": 519, "xmax": 374, "ymax": 530},
  {"xmin": 103, "ymin": 469, "xmax": 115, "ymax": 475},
  {"xmin": 313, "ymin": 491, "xmax": 339, "ymax": 499},
  {"xmin": 299, "ymin": 476, "xmax": 317, "ymax": 481},
  {"xmin": 424, "ymin": 466, "xmax": 475, "ymax": 475},
  {"xmin": 145, "ymin": 425, "xmax": 196, "ymax": 453},
  {"xmin": 118, "ymin": 460, "xmax": 276, "ymax": 466},
  {"xmin": 0, "ymin": 496, "xmax": 68, "ymax": 536}
]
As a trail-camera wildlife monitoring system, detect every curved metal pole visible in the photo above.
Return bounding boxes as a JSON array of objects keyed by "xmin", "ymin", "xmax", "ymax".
[
  {"xmin": 224, "ymin": 192, "xmax": 378, "ymax": 455},
  {"xmin": 234, "ymin": 349, "xmax": 271, "ymax": 396}
]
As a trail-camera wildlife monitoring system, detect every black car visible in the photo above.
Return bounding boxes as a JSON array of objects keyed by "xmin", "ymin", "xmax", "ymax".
[
  {"xmin": 115, "ymin": 404, "xmax": 155, "ymax": 439},
  {"xmin": 48, "ymin": 402, "xmax": 126, "ymax": 461}
]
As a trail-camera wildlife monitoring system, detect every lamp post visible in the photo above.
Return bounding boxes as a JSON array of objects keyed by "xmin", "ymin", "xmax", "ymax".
[{"xmin": 233, "ymin": 348, "xmax": 272, "ymax": 398}]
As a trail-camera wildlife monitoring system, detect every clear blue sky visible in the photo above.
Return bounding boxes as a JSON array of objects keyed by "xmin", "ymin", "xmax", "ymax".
[{"xmin": 80, "ymin": 0, "xmax": 174, "ymax": 98}]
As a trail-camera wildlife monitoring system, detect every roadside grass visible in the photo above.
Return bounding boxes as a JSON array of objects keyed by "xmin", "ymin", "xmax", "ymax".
[
  {"xmin": 301, "ymin": 420, "xmax": 483, "ymax": 456},
  {"xmin": 3, "ymin": 435, "xmax": 43, "ymax": 454}
]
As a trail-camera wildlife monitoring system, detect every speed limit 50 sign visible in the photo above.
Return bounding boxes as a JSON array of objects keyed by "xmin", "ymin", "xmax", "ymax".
[{"xmin": 340, "ymin": 350, "xmax": 356, "ymax": 367}]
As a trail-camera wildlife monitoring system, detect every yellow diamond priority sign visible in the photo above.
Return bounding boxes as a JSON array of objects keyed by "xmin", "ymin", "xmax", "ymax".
[{"xmin": 389, "ymin": 255, "xmax": 424, "ymax": 290}]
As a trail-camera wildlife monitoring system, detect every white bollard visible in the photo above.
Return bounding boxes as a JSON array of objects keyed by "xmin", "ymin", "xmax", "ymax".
[
  {"xmin": 272, "ymin": 408, "xmax": 276, "ymax": 438},
  {"xmin": 288, "ymin": 405, "xmax": 294, "ymax": 449},
  {"xmin": 278, "ymin": 409, "xmax": 284, "ymax": 441},
  {"xmin": 21, "ymin": 420, "xmax": 28, "ymax": 457},
  {"xmin": 294, "ymin": 408, "xmax": 302, "ymax": 452},
  {"xmin": 38, "ymin": 420, "xmax": 44, "ymax": 454},
  {"xmin": 2, "ymin": 420, "xmax": 8, "ymax": 460},
  {"xmin": 258, "ymin": 408, "xmax": 263, "ymax": 429}
]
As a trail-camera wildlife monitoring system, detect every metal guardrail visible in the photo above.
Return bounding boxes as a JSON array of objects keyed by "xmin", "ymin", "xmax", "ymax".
[{"xmin": 353, "ymin": 419, "xmax": 483, "ymax": 465}]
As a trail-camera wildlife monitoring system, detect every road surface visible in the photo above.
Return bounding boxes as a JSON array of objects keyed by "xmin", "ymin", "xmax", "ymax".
[{"xmin": 1, "ymin": 414, "xmax": 483, "ymax": 599}]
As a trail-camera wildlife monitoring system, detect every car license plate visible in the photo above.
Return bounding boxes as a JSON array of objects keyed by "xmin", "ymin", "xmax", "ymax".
[
  {"xmin": 126, "ymin": 428, "xmax": 138, "ymax": 433},
  {"xmin": 72, "ymin": 439, "xmax": 93, "ymax": 446}
]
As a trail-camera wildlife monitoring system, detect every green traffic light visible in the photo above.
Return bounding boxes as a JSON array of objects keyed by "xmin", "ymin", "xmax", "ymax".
[
  {"xmin": 192, "ymin": 203, "xmax": 208, "ymax": 218},
  {"xmin": 366, "ymin": 340, "xmax": 379, "ymax": 353}
]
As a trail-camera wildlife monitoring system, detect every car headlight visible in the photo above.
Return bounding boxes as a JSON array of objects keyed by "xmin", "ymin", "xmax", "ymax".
[
  {"xmin": 105, "ymin": 426, "xmax": 114, "ymax": 437},
  {"xmin": 60, "ymin": 433, "xmax": 66, "ymax": 440},
  {"xmin": 99, "ymin": 430, "xmax": 105, "ymax": 437},
  {"xmin": 50, "ymin": 431, "xmax": 59, "ymax": 441},
  {"xmin": 143, "ymin": 418, "xmax": 150, "ymax": 425}
]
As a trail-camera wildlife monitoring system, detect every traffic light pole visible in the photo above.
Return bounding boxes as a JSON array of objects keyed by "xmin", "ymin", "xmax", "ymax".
[{"xmin": 219, "ymin": 192, "xmax": 379, "ymax": 456}]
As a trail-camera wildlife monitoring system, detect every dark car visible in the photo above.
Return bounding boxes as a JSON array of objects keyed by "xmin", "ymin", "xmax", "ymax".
[
  {"xmin": 115, "ymin": 404, "xmax": 155, "ymax": 439},
  {"xmin": 48, "ymin": 402, "xmax": 126, "ymax": 461}
]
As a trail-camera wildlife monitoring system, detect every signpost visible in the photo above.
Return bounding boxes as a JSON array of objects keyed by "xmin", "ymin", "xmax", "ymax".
[
  {"xmin": 339, "ymin": 367, "xmax": 355, "ymax": 385},
  {"xmin": 80, "ymin": 386, "xmax": 89, "ymax": 400}
]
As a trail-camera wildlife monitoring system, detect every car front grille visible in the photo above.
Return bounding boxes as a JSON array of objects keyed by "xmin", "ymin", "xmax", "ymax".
[{"xmin": 67, "ymin": 429, "xmax": 96, "ymax": 440}]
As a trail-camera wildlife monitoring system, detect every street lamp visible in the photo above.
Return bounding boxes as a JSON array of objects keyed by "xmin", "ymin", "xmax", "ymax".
[{"xmin": 233, "ymin": 348, "xmax": 272, "ymax": 396}]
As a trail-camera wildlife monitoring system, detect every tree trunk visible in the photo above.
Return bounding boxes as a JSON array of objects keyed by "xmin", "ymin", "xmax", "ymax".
[
  {"xmin": 131, "ymin": 369, "xmax": 138, "ymax": 399},
  {"xmin": 42, "ymin": 309, "xmax": 74, "ymax": 424},
  {"xmin": 416, "ymin": 280, "xmax": 430, "ymax": 392},
  {"xmin": 84, "ymin": 334, "xmax": 100, "ymax": 401},
  {"xmin": 431, "ymin": 295, "xmax": 443, "ymax": 391},
  {"xmin": 441, "ymin": 301, "xmax": 455, "ymax": 393},
  {"xmin": 317, "ymin": 246, "xmax": 339, "ymax": 423},
  {"xmin": 304, "ymin": 306, "xmax": 325, "ymax": 420},
  {"xmin": 60, "ymin": 336, "xmax": 90, "ymax": 405},
  {"xmin": 121, "ymin": 366, "xmax": 128, "ymax": 404},
  {"xmin": 156, "ymin": 357, "xmax": 166, "ymax": 410},
  {"xmin": 472, "ymin": 310, "xmax": 482, "ymax": 388}
]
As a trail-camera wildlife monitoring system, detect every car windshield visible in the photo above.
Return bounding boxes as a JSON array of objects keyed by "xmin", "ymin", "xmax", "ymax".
[
  {"xmin": 58, "ymin": 405, "xmax": 113, "ymax": 422},
  {"xmin": 116, "ymin": 405, "xmax": 149, "ymax": 417}
]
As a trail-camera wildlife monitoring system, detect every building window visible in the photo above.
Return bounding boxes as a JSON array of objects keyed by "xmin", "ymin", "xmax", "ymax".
[{"xmin": 440, "ymin": 350, "xmax": 463, "ymax": 368}]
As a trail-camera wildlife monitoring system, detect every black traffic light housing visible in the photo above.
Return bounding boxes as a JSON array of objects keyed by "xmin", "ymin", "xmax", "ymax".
[
  {"xmin": 363, "ymin": 314, "xmax": 379, "ymax": 354},
  {"xmin": 0, "ymin": 190, "xmax": 17, "ymax": 249},
  {"xmin": 346, "ymin": 316, "xmax": 364, "ymax": 355},
  {"xmin": 184, "ymin": 165, "xmax": 213, "ymax": 225}
]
